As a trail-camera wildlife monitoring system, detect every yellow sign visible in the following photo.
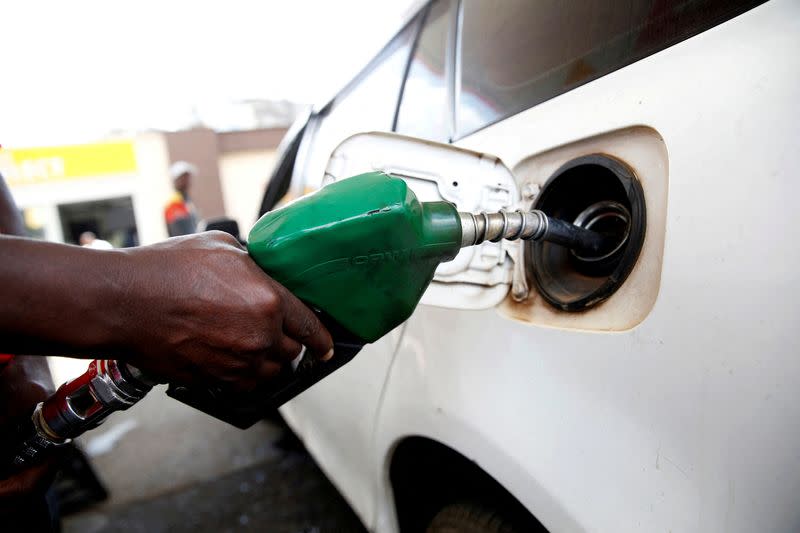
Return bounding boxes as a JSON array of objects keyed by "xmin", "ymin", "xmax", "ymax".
[{"xmin": 0, "ymin": 141, "xmax": 137, "ymax": 187}]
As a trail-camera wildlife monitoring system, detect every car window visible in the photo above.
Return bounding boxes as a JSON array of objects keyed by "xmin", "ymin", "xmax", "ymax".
[
  {"xmin": 295, "ymin": 19, "xmax": 418, "ymax": 192},
  {"xmin": 394, "ymin": 0, "xmax": 455, "ymax": 143},
  {"xmin": 257, "ymin": 112, "xmax": 309, "ymax": 216},
  {"xmin": 456, "ymin": 0, "xmax": 767, "ymax": 138}
]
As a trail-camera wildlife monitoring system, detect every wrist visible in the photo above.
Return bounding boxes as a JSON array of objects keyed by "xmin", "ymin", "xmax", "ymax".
[{"xmin": 89, "ymin": 248, "xmax": 143, "ymax": 358}]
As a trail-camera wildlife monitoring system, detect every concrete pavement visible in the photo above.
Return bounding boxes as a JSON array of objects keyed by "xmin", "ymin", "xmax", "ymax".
[{"xmin": 61, "ymin": 384, "xmax": 365, "ymax": 532}]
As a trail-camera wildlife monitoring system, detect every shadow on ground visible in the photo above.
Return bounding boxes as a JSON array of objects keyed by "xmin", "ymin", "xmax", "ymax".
[{"xmin": 62, "ymin": 385, "xmax": 366, "ymax": 533}]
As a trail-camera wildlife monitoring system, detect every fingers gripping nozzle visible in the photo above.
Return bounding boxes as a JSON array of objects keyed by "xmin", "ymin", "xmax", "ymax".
[{"xmin": 458, "ymin": 210, "xmax": 607, "ymax": 257}]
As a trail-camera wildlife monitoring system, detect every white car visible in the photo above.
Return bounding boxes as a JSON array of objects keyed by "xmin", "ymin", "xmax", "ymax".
[{"xmin": 258, "ymin": 1, "xmax": 799, "ymax": 531}]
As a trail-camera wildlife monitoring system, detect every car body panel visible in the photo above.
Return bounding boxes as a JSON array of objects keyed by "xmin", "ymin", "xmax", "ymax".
[{"xmin": 281, "ymin": 1, "xmax": 800, "ymax": 531}]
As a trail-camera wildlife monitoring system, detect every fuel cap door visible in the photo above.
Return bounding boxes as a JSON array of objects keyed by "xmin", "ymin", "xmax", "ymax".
[{"xmin": 325, "ymin": 131, "xmax": 518, "ymax": 310}]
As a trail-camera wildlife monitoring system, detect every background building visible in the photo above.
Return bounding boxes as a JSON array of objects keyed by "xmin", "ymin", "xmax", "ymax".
[{"xmin": 1, "ymin": 126, "xmax": 289, "ymax": 247}]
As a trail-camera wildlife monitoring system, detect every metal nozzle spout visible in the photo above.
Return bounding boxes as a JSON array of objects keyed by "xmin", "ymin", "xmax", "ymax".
[{"xmin": 458, "ymin": 210, "xmax": 608, "ymax": 257}]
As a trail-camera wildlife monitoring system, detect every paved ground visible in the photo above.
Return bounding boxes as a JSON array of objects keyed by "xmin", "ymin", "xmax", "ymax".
[{"xmin": 60, "ymin": 383, "xmax": 366, "ymax": 533}]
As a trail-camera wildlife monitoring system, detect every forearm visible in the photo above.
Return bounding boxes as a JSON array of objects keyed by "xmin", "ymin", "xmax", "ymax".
[{"xmin": 0, "ymin": 235, "xmax": 131, "ymax": 358}]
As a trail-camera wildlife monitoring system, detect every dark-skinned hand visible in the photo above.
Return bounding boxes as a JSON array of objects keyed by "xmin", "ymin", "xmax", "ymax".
[{"xmin": 111, "ymin": 231, "xmax": 334, "ymax": 390}]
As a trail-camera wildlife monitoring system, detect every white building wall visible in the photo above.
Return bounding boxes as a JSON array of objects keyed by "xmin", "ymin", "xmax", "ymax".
[
  {"xmin": 218, "ymin": 150, "xmax": 277, "ymax": 233},
  {"xmin": 132, "ymin": 133, "xmax": 172, "ymax": 245}
]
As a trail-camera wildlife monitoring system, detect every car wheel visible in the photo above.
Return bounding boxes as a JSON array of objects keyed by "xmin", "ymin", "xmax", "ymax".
[{"xmin": 426, "ymin": 503, "xmax": 525, "ymax": 533}]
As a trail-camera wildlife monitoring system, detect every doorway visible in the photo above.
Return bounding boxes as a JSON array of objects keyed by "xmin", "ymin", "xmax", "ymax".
[{"xmin": 58, "ymin": 196, "xmax": 139, "ymax": 247}]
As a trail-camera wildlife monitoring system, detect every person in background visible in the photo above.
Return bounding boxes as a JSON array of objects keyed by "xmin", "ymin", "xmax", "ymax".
[
  {"xmin": 79, "ymin": 231, "xmax": 113, "ymax": 250},
  {"xmin": 164, "ymin": 161, "xmax": 199, "ymax": 237}
]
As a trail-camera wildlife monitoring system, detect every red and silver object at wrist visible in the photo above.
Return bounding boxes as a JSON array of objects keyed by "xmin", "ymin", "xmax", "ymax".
[{"xmin": 2, "ymin": 359, "xmax": 156, "ymax": 476}]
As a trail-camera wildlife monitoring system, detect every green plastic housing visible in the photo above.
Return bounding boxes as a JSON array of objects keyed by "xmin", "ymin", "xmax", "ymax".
[{"xmin": 247, "ymin": 172, "xmax": 462, "ymax": 342}]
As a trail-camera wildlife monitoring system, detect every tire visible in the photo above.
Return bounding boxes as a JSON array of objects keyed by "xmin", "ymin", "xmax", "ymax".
[{"xmin": 426, "ymin": 503, "xmax": 524, "ymax": 533}]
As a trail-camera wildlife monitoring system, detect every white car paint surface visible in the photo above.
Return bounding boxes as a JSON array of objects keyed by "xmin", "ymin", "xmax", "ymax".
[{"xmin": 279, "ymin": 1, "xmax": 800, "ymax": 532}]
